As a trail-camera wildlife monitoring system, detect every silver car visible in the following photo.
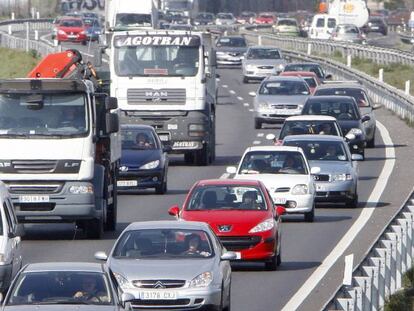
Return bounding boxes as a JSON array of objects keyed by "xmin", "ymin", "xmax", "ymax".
[
  {"xmin": 215, "ymin": 13, "xmax": 236, "ymax": 26},
  {"xmin": 330, "ymin": 24, "xmax": 366, "ymax": 44},
  {"xmin": 216, "ymin": 36, "xmax": 248, "ymax": 67},
  {"xmin": 1, "ymin": 262, "xmax": 129, "ymax": 310},
  {"xmin": 250, "ymin": 76, "xmax": 311, "ymax": 129},
  {"xmin": 95, "ymin": 221, "xmax": 234, "ymax": 311},
  {"xmin": 283, "ymin": 135, "xmax": 362, "ymax": 208},
  {"xmin": 242, "ymin": 46, "xmax": 286, "ymax": 83}
]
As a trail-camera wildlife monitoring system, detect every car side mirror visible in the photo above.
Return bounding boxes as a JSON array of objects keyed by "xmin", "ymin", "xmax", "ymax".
[
  {"xmin": 325, "ymin": 74, "xmax": 333, "ymax": 80},
  {"xmin": 120, "ymin": 292, "xmax": 135, "ymax": 307},
  {"xmin": 168, "ymin": 205, "xmax": 180, "ymax": 217},
  {"xmin": 276, "ymin": 206, "xmax": 286, "ymax": 216},
  {"xmin": 310, "ymin": 167, "xmax": 321, "ymax": 175},
  {"xmin": 266, "ymin": 133, "xmax": 276, "ymax": 141},
  {"xmin": 226, "ymin": 166, "xmax": 237, "ymax": 174},
  {"xmin": 106, "ymin": 113, "xmax": 119, "ymax": 134},
  {"xmin": 162, "ymin": 145, "xmax": 173, "ymax": 153},
  {"xmin": 221, "ymin": 251, "xmax": 237, "ymax": 261},
  {"xmin": 351, "ymin": 154, "xmax": 364, "ymax": 161},
  {"xmin": 362, "ymin": 115, "xmax": 371, "ymax": 123},
  {"xmin": 105, "ymin": 97, "xmax": 118, "ymax": 111},
  {"xmin": 94, "ymin": 251, "xmax": 108, "ymax": 261},
  {"xmin": 249, "ymin": 91, "xmax": 257, "ymax": 97},
  {"xmin": 15, "ymin": 224, "xmax": 25, "ymax": 237}
]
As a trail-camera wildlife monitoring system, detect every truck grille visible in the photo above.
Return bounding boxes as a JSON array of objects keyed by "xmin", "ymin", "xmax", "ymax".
[
  {"xmin": 132, "ymin": 280, "xmax": 186, "ymax": 289},
  {"xmin": 12, "ymin": 160, "xmax": 57, "ymax": 173},
  {"xmin": 220, "ymin": 236, "xmax": 261, "ymax": 251},
  {"xmin": 7, "ymin": 183, "xmax": 63, "ymax": 194},
  {"xmin": 127, "ymin": 89, "xmax": 186, "ymax": 105}
]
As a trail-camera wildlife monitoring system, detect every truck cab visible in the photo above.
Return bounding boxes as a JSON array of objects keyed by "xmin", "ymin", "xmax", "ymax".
[{"xmin": 108, "ymin": 30, "xmax": 217, "ymax": 165}]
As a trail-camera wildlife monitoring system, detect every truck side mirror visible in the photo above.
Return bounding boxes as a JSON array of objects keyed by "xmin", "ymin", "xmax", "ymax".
[
  {"xmin": 106, "ymin": 113, "xmax": 119, "ymax": 134},
  {"xmin": 210, "ymin": 50, "xmax": 217, "ymax": 67},
  {"xmin": 105, "ymin": 97, "xmax": 118, "ymax": 111},
  {"xmin": 93, "ymin": 47, "xmax": 105, "ymax": 67}
]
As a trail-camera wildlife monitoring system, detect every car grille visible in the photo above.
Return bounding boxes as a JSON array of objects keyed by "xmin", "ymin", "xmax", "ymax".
[
  {"xmin": 132, "ymin": 280, "xmax": 186, "ymax": 289},
  {"xmin": 11, "ymin": 160, "xmax": 57, "ymax": 173},
  {"xmin": 127, "ymin": 89, "xmax": 186, "ymax": 105},
  {"xmin": 272, "ymin": 104, "xmax": 298, "ymax": 109},
  {"xmin": 17, "ymin": 203, "xmax": 55, "ymax": 212},
  {"xmin": 275, "ymin": 187, "xmax": 290, "ymax": 193},
  {"xmin": 316, "ymin": 191, "xmax": 343, "ymax": 197},
  {"xmin": 220, "ymin": 236, "xmax": 261, "ymax": 251},
  {"xmin": 131, "ymin": 299, "xmax": 190, "ymax": 306},
  {"xmin": 228, "ymin": 52, "xmax": 241, "ymax": 56},
  {"xmin": 7, "ymin": 182, "xmax": 63, "ymax": 194},
  {"xmin": 258, "ymin": 65, "xmax": 273, "ymax": 69},
  {"xmin": 314, "ymin": 174, "xmax": 330, "ymax": 182}
]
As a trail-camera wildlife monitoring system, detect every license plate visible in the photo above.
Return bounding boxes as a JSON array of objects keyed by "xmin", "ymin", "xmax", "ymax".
[
  {"xmin": 117, "ymin": 180, "xmax": 138, "ymax": 187},
  {"xmin": 140, "ymin": 291, "xmax": 177, "ymax": 300},
  {"xmin": 275, "ymin": 109, "xmax": 296, "ymax": 115},
  {"xmin": 159, "ymin": 135, "xmax": 170, "ymax": 142},
  {"xmin": 19, "ymin": 195, "xmax": 49, "ymax": 203},
  {"xmin": 68, "ymin": 35, "xmax": 77, "ymax": 38},
  {"xmin": 371, "ymin": 26, "xmax": 379, "ymax": 30},
  {"xmin": 273, "ymin": 197, "xmax": 287, "ymax": 204}
]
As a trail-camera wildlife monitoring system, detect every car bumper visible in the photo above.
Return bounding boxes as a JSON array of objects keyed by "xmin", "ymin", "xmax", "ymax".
[
  {"xmin": 255, "ymin": 109, "xmax": 303, "ymax": 123},
  {"xmin": 127, "ymin": 286, "xmax": 222, "ymax": 310},
  {"xmin": 272, "ymin": 193, "xmax": 314, "ymax": 214},
  {"xmin": 57, "ymin": 34, "xmax": 87, "ymax": 42},
  {"xmin": 243, "ymin": 70, "xmax": 279, "ymax": 79},
  {"xmin": 315, "ymin": 181, "xmax": 356, "ymax": 202},
  {"xmin": 117, "ymin": 169, "xmax": 165, "ymax": 190}
]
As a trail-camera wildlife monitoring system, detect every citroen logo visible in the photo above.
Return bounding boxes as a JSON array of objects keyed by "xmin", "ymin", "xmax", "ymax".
[
  {"xmin": 218, "ymin": 225, "xmax": 232, "ymax": 233},
  {"xmin": 154, "ymin": 281, "xmax": 165, "ymax": 289}
]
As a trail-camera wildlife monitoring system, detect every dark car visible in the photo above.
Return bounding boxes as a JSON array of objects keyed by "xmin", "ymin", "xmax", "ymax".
[
  {"xmin": 193, "ymin": 12, "xmax": 215, "ymax": 25},
  {"xmin": 118, "ymin": 125, "xmax": 170, "ymax": 194},
  {"xmin": 314, "ymin": 82, "xmax": 377, "ymax": 147},
  {"xmin": 283, "ymin": 62, "xmax": 332, "ymax": 81},
  {"xmin": 362, "ymin": 17, "xmax": 388, "ymax": 36},
  {"xmin": 301, "ymin": 96, "xmax": 371, "ymax": 158},
  {"xmin": 83, "ymin": 18, "xmax": 102, "ymax": 42}
]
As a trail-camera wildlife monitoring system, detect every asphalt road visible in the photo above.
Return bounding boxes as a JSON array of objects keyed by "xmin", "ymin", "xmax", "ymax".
[{"xmin": 15, "ymin": 34, "xmax": 414, "ymax": 310}]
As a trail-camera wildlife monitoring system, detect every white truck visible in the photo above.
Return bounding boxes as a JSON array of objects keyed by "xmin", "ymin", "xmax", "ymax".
[
  {"xmin": 105, "ymin": 0, "xmax": 159, "ymax": 31},
  {"xmin": 105, "ymin": 30, "xmax": 217, "ymax": 165},
  {"xmin": 328, "ymin": 0, "xmax": 369, "ymax": 28},
  {"xmin": 0, "ymin": 50, "xmax": 121, "ymax": 239},
  {"xmin": 162, "ymin": 0, "xmax": 199, "ymax": 19}
]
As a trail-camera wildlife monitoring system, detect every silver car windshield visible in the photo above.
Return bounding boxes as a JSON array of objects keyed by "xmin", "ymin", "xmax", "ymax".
[
  {"xmin": 247, "ymin": 49, "xmax": 281, "ymax": 59},
  {"xmin": 0, "ymin": 93, "xmax": 88, "ymax": 138},
  {"xmin": 187, "ymin": 185, "xmax": 268, "ymax": 211},
  {"xmin": 259, "ymin": 81, "xmax": 310, "ymax": 95},
  {"xmin": 278, "ymin": 19, "xmax": 297, "ymax": 26},
  {"xmin": 280, "ymin": 121, "xmax": 340, "ymax": 139},
  {"xmin": 216, "ymin": 37, "xmax": 246, "ymax": 47},
  {"xmin": 240, "ymin": 151, "xmax": 308, "ymax": 175},
  {"xmin": 113, "ymin": 229, "xmax": 214, "ymax": 259},
  {"xmin": 7, "ymin": 272, "xmax": 112, "ymax": 306},
  {"xmin": 285, "ymin": 141, "xmax": 348, "ymax": 161}
]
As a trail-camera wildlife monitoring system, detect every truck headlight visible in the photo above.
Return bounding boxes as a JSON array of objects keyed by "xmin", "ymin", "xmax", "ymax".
[
  {"xmin": 249, "ymin": 218, "xmax": 274, "ymax": 233},
  {"xmin": 140, "ymin": 160, "xmax": 160, "ymax": 170},
  {"xmin": 291, "ymin": 184, "xmax": 308, "ymax": 195},
  {"xmin": 189, "ymin": 272, "xmax": 213, "ymax": 288},
  {"xmin": 348, "ymin": 128, "xmax": 363, "ymax": 136},
  {"xmin": 332, "ymin": 174, "xmax": 353, "ymax": 181},
  {"xmin": 113, "ymin": 273, "xmax": 134, "ymax": 291},
  {"xmin": 69, "ymin": 185, "xmax": 93, "ymax": 194}
]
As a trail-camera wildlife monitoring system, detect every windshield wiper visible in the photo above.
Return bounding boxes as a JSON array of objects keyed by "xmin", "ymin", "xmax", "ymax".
[{"xmin": 36, "ymin": 299, "xmax": 91, "ymax": 305}]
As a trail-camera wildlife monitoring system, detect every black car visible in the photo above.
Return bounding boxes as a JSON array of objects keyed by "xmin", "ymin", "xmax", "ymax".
[
  {"xmin": 301, "ymin": 96, "xmax": 371, "ymax": 158},
  {"xmin": 283, "ymin": 62, "xmax": 332, "ymax": 81},
  {"xmin": 193, "ymin": 12, "xmax": 215, "ymax": 25},
  {"xmin": 362, "ymin": 17, "xmax": 388, "ymax": 36},
  {"xmin": 118, "ymin": 125, "xmax": 170, "ymax": 194}
]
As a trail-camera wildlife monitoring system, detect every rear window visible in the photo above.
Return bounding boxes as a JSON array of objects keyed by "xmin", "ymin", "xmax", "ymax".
[
  {"xmin": 278, "ymin": 19, "xmax": 297, "ymax": 26},
  {"xmin": 302, "ymin": 100, "xmax": 359, "ymax": 120},
  {"xmin": 259, "ymin": 80, "xmax": 309, "ymax": 96},
  {"xmin": 314, "ymin": 88, "xmax": 371, "ymax": 107},
  {"xmin": 60, "ymin": 19, "xmax": 83, "ymax": 27},
  {"xmin": 280, "ymin": 120, "xmax": 340, "ymax": 139},
  {"xmin": 316, "ymin": 18, "xmax": 325, "ymax": 27},
  {"xmin": 328, "ymin": 18, "xmax": 336, "ymax": 28},
  {"xmin": 304, "ymin": 77, "xmax": 317, "ymax": 88}
]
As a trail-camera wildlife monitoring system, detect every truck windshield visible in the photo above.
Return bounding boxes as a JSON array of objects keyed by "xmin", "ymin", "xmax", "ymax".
[
  {"xmin": 114, "ymin": 43, "xmax": 200, "ymax": 77},
  {"xmin": 116, "ymin": 13, "xmax": 152, "ymax": 28},
  {"xmin": 0, "ymin": 93, "xmax": 88, "ymax": 138}
]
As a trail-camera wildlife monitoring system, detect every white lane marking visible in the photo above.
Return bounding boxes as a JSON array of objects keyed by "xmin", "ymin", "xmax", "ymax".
[
  {"xmin": 253, "ymin": 140, "xmax": 262, "ymax": 145},
  {"xmin": 229, "ymin": 90, "xmax": 236, "ymax": 95},
  {"xmin": 220, "ymin": 173, "xmax": 230, "ymax": 179},
  {"xmin": 222, "ymin": 85, "xmax": 228, "ymax": 88},
  {"xmin": 257, "ymin": 133, "xmax": 264, "ymax": 137},
  {"xmin": 237, "ymin": 96, "xmax": 244, "ymax": 101},
  {"xmin": 281, "ymin": 121, "xmax": 396, "ymax": 311},
  {"xmin": 216, "ymin": 78, "xmax": 221, "ymax": 82},
  {"xmin": 83, "ymin": 52, "xmax": 109, "ymax": 63},
  {"xmin": 244, "ymin": 103, "xmax": 249, "ymax": 107},
  {"xmin": 249, "ymin": 109, "xmax": 254, "ymax": 112}
]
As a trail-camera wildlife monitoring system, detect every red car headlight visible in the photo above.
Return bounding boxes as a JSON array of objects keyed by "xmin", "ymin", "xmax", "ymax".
[{"xmin": 249, "ymin": 218, "xmax": 274, "ymax": 233}]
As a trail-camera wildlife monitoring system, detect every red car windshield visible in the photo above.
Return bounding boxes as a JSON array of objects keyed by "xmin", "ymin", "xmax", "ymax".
[
  {"xmin": 60, "ymin": 19, "xmax": 83, "ymax": 27},
  {"xmin": 187, "ymin": 185, "xmax": 268, "ymax": 211}
]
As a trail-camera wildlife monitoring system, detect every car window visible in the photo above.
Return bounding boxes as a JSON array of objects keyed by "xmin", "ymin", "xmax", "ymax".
[
  {"xmin": 284, "ymin": 140, "xmax": 348, "ymax": 161},
  {"xmin": 60, "ymin": 19, "xmax": 83, "ymax": 27},
  {"xmin": 217, "ymin": 14, "xmax": 233, "ymax": 19},
  {"xmin": 302, "ymin": 100, "xmax": 359, "ymax": 120},
  {"xmin": 328, "ymin": 18, "xmax": 336, "ymax": 28},
  {"xmin": 259, "ymin": 80, "xmax": 309, "ymax": 95},
  {"xmin": 314, "ymin": 88, "xmax": 371, "ymax": 107},
  {"xmin": 247, "ymin": 49, "xmax": 281, "ymax": 59},
  {"xmin": 304, "ymin": 77, "xmax": 317, "ymax": 88},
  {"xmin": 284, "ymin": 64, "xmax": 323, "ymax": 79},
  {"xmin": 113, "ymin": 229, "xmax": 214, "ymax": 259},
  {"xmin": 239, "ymin": 151, "xmax": 308, "ymax": 175},
  {"xmin": 316, "ymin": 18, "xmax": 325, "ymax": 27},
  {"xmin": 7, "ymin": 272, "xmax": 113, "ymax": 306},
  {"xmin": 121, "ymin": 128, "xmax": 158, "ymax": 150},
  {"xmin": 278, "ymin": 19, "xmax": 297, "ymax": 26},
  {"xmin": 186, "ymin": 185, "xmax": 267, "ymax": 211},
  {"xmin": 280, "ymin": 120, "xmax": 341, "ymax": 139},
  {"xmin": 217, "ymin": 37, "xmax": 247, "ymax": 47}
]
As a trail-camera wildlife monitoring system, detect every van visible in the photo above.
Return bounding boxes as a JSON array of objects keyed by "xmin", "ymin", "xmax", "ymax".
[
  {"xmin": 0, "ymin": 182, "xmax": 24, "ymax": 293},
  {"xmin": 309, "ymin": 14, "xmax": 338, "ymax": 40}
]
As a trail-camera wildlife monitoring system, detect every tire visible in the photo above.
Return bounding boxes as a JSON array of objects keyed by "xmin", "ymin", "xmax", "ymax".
[
  {"xmin": 265, "ymin": 253, "xmax": 278, "ymax": 271},
  {"xmin": 184, "ymin": 152, "xmax": 194, "ymax": 164},
  {"xmin": 81, "ymin": 40, "xmax": 87, "ymax": 46},
  {"xmin": 304, "ymin": 206, "xmax": 315, "ymax": 222},
  {"xmin": 105, "ymin": 173, "xmax": 117, "ymax": 232},
  {"xmin": 194, "ymin": 144, "xmax": 210, "ymax": 166},
  {"xmin": 254, "ymin": 118, "xmax": 262, "ymax": 129},
  {"xmin": 155, "ymin": 173, "xmax": 167, "ymax": 195},
  {"xmin": 277, "ymin": 247, "xmax": 282, "ymax": 266},
  {"xmin": 367, "ymin": 134, "xmax": 375, "ymax": 148},
  {"xmin": 85, "ymin": 217, "xmax": 104, "ymax": 239},
  {"xmin": 243, "ymin": 76, "xmax": 249, "ymax": 84},
  {"xmin": 346, "ymin": 194, "xmax": 358, "ymax": 208}
]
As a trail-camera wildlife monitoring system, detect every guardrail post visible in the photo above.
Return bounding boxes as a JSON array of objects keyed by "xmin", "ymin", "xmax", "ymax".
[
  {"xmin": 34, "ymin": 30, "xmax": 38, "ymax": 41},
  {"xmin": 372, "ymin": 251, "xmax": 387, "ymax": 307},
  {"xmin": 405, "ymin": 80, "xmax": 410, "ymax": 95},
  {"xmin": 36, "ymin": 12, "xmax": 40, "ymax": 20},
  {"xmin": 25, "ymin": 22, "xmax": 29, "ymax": 52},
  {"xmin": 347, "ymin": 54, "xmax": 352, "ymax": 68},
  {"xmin": 258, "ymin": 35, "xmax": 262, "ymax": 46},
  {"xmin": 389, "ymin": 226, "xmax": 403, "ymax": 289},
  {"xmin": 8, "ymin": 25, "xmax": 12, "ymax": 35},
  {"xmin": 354, "ymin": 275, "xmax": 371, "ymax": 311},
  {"xmin": 307, "ymin": 43, "xmax": 311, "ymax": 55},
  {"xmin": 11, "ymin": 12, "xmax": 15, "ymax": 20},
  {"xmin": 379, "ymin": 69, "xmax": 383, "ymax": 82}
]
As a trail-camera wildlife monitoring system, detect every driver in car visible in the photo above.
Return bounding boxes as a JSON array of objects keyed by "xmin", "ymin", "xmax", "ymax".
[{"xmin": 73, "ymin": 276, "xmax": 108, "ymax": 303}]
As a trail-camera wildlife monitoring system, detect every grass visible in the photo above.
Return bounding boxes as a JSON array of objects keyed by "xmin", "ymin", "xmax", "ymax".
[
  {"xmin": 384, "ymin": 266, "xmax": 414, "ymax": 311},
  {"xmin": 0, "ymin": 47, "xmax": 40, "ymax": 78}
]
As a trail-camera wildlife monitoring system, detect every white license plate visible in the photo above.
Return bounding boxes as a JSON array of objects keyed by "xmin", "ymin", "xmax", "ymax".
[
  {"xmin": 140, "ymin": 291, "xmax": 177, "ymax": 300},
  {"xmin": 68, "ymin": 35, "xmax": 77, "ymax": 38},
  {"xmin": 371, "ymin": 26, "xmax": 379, "ymax": 30},
  {"xmin": 316, "ymin": 185, "xmax": 326, "ymax": 191},
  {"xmin": 159, "ymin": 135, "xmax": 170, "ymax": 142},
  {"xmin": 273, "ymin": 197, "xmax": 287, "ymax": 204},
  {"xmin": 275, "ymin": 109, "xmax": 296, "ymax": 115},
  {"xmin": 117, "ymin": 180, "xmax": 138, "ymax": 187},
  {"xmin": 19, "ymin": 195, "xmax": 49, "ymax": 203}
]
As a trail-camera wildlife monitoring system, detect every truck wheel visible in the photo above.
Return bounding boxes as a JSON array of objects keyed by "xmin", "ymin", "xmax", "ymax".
[
  {"xmin": 184, "ymin": 152, "xmax": 194, "ymax": 164},
  {"xmin": 85, "ymin": 218, "xmax": 104, "ymax": 239},
  {"xmin": 194, "ymin": 144, "xmax": 209, "ymax": 166},
  {"xmin": 105, "ymin": 176, "xmax": 117, "ymax": 232}
]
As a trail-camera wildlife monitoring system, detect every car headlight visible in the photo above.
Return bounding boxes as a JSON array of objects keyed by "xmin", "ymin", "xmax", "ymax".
[
  {"xmin": 69, "ymin": 185, "xmax": 93, "ymax": 194},
  {"xmin": 113, "ymin": 273, "xmax": 135, "ymax": 291},
  {"xmin": 332, "ymin": 174, "xmax": 353, "ymax": 181},
  {"xmin": 80, "ymin": 30, "xmax": 86, "ymax": 35},
  {"xmin": 58, "ymin": 29, "xmax": 66, "ymax": 35},
  {"xmin": 258, "ymin": 102, "xmax": 270, "ymax": 109},
  {"xmin": 246, "ymin": 64, "xmax": 255, "ymax": 70},
  {"xmin": 291, "ymin": 184, "xmax": 308, "ymax": 195},
  {"xmin": 348, "ymin": 128, "xmax": 363, "ymax": 136},
  {"xmin": 216, "ymin": 51, "xmax": 225, "ymax": 56},
  {"xmin": 277, "ymin": 64, "xmax": 285, "ymax": 71},
  {"xmin": 140, "ymin": 160, "xmax": 160, "ymax": 170},
  {"xmin": 249, "ymin": 218, "xmax": 274, "ymax": 233},
  {"xmin": 189, "ymin": 272, "xmax": 213, "ymax": 288}
]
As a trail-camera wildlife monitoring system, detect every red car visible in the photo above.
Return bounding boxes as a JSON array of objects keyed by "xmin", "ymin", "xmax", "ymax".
[
  {"xmin": 255, "ymin": 13, "xmax": 276, "ymax": 25},
  {"xmin": 56, "ymin": 17, "xmax": 87, "ymax": 45},
  {"xmin": 280, "ymin": 71, "xmax": 321, "ymax": 94},
  {"xmin": 168, "ymin": 179, "xmax": 286, "ymax": 270}
]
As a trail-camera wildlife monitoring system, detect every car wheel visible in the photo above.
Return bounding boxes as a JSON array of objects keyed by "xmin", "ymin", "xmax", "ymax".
[
  {"xmin": 254, "ymin": 118, "xmax": 262, "ymax": 129},
  {"xmin": 367, "ymin": 134, "xmax": 375, "ymax": 148},
  {"xmin": 243, "ymin": 76, "xmax": 249, "ymax": 84},
  {"xmin": 277, "ymin": 247, "xmax": 282, "ymax": 266},
  {"xmin": 85, "ymin": 217, "xmax": 104, "ymax": 239},
  {"xmin": 304, "ymin": 205, "xmax": 315, "ymax": 222},
  {"xmin": 265, "ymin": 253, "xmax": 278, "ymax": 271},
  {"xmin": 82, "ymin": 40, "xmax": 87, "ymax": 46},
  {"xmin": 346, "ymin": 194, "xmax": 358, "ymax": 208},
  {"xmin": 184, "ymin": 152, "xmax": 194, "ymax": 164},
  {"xmin": 155, "ymin": 174, "xmax": 167, "ymax": 195}
]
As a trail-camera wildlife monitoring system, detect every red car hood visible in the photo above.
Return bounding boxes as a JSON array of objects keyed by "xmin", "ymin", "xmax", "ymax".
[
  {"xmin": 59, "ymin": 26, "xmax": 84, "ymax": 33},
  {"xmin": 182, "ymin": 210, "xmax": 271, "ymax": 235}
]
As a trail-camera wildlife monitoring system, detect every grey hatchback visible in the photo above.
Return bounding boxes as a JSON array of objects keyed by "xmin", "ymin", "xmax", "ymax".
[{"xmin": 95, "ymin": 221, "xmax": 235, "ymax": 311}]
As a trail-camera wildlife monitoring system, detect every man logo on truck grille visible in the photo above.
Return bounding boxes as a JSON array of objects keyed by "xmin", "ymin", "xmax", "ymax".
[{"xmin": 146, "ymin": 91, "xmax": 168, "ymax": 102}]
